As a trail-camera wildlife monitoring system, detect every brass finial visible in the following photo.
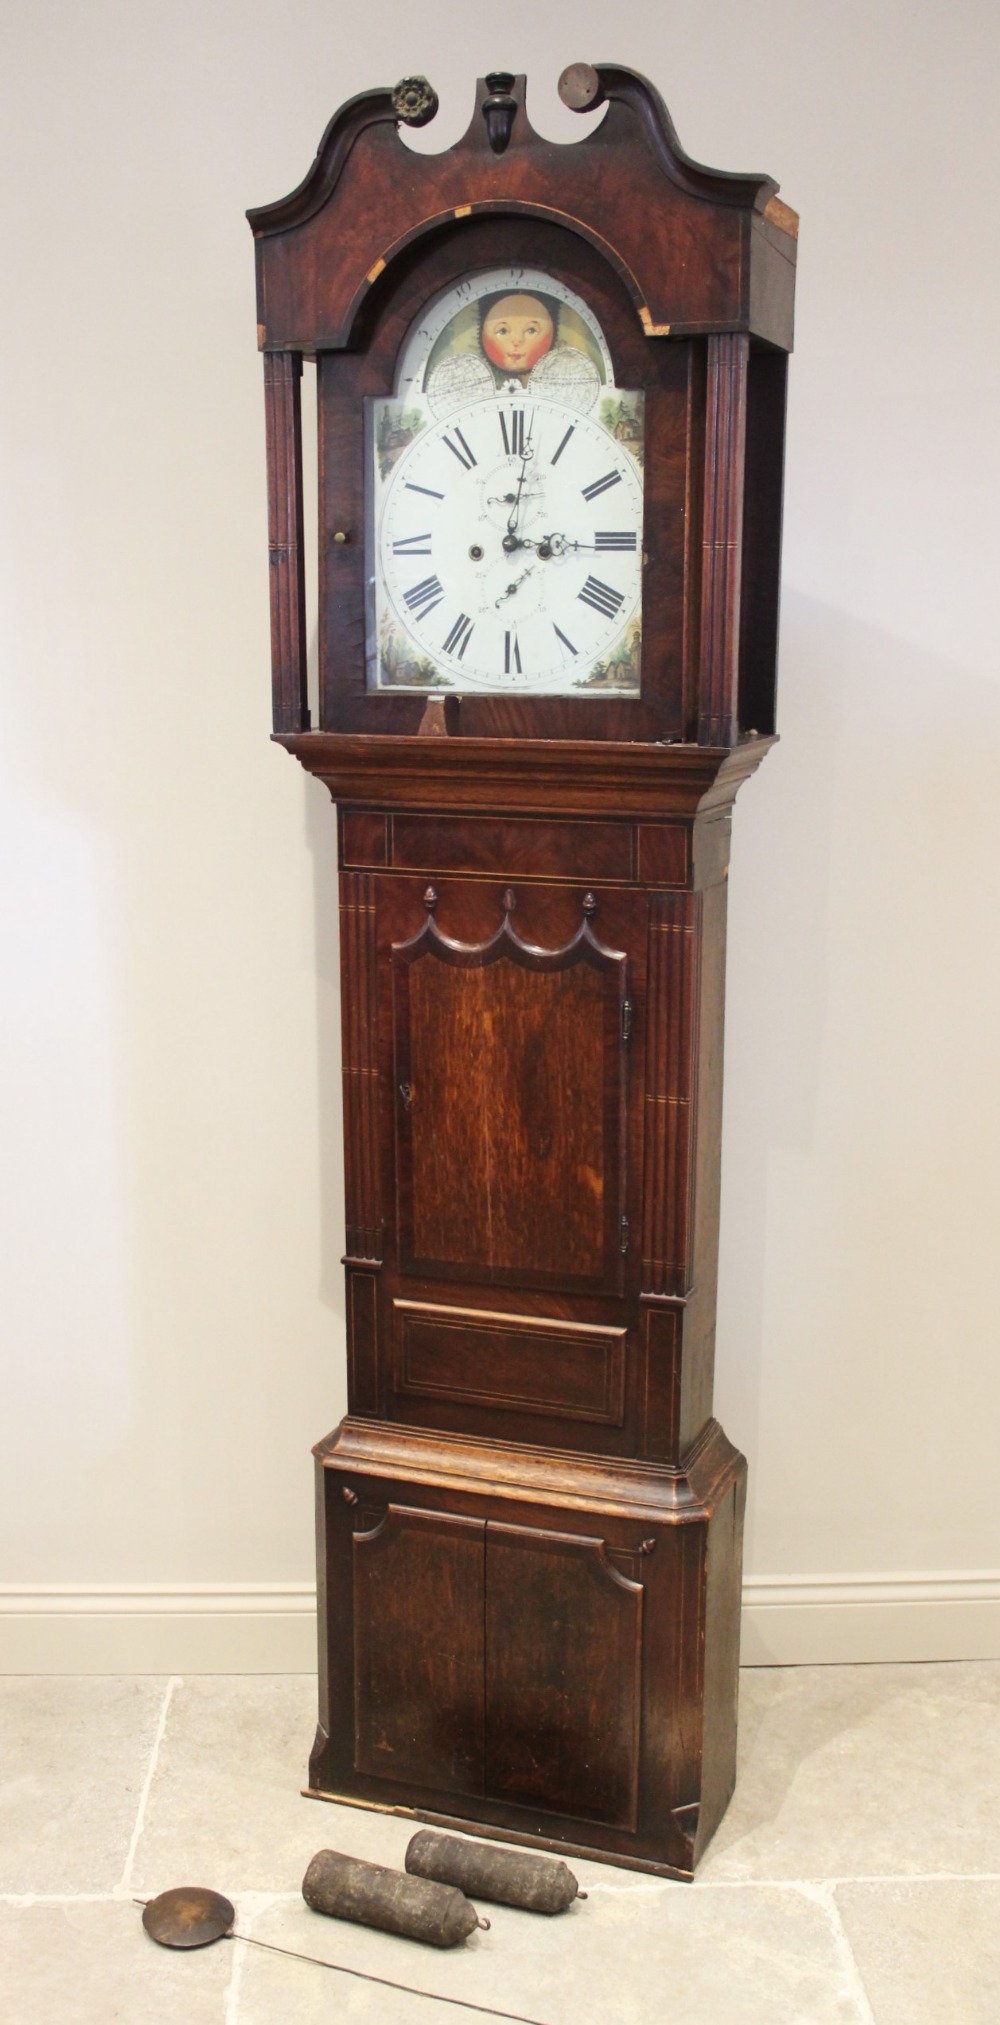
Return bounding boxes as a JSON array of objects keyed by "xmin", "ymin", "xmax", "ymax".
[{"xmin": 392, "ymin": 76, "xmax": 439, "ymax": 128}]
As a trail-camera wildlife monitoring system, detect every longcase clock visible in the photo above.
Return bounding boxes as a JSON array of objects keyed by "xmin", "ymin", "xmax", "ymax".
[{"xmin": 247, "ymin": 62, "xmax": 796, "ymax": 1879}]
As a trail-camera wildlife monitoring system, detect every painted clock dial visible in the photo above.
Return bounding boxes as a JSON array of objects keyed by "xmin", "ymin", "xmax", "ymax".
[{"xmin": 367, "ymin": 267, "xmax": 645, "ymax": 696}]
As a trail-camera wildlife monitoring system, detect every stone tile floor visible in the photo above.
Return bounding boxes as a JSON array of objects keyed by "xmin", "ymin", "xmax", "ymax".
[{"xmin": 1, "ymin": 1663, "xmax": 998, "ymax": 2022}]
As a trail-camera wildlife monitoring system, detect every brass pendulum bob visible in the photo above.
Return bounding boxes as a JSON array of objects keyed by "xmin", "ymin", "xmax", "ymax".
[{"xmin": 141, "ymin": 1886, "xmax": 236, "ymax": 1949}]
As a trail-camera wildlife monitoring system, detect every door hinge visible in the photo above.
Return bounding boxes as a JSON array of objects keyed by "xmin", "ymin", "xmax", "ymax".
[
  {"xmin": 620, "ymin": 1213, "xmax": 630, "ymax": 1254},
  {"xmin": 621, "ymin": 998, "xmax": 632, "ymax": 1044}
]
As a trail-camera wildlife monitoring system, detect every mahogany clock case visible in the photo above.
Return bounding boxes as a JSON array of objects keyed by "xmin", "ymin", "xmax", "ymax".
[{"xmin": 247, "ymin": 67, "xmax": 796, "ymax": 1881}]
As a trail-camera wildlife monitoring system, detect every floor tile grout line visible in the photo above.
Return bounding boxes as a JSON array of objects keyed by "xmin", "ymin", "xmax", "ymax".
[
  {"xmin": 593, "ymin": 1870, "xmax": 1000, "ymax": 1890},
  {"xmin": 798, "ymin": 1882, "xmax": 878, "ymax": 2025},
  {"xmin": 0, "ymin": 1893, "xmax": 129, "ymax": 1907},
  {"xmin": 705, "ymin": 1870, "xmax": 1000, "ymax": 1888},
  {"xmin": 224, "ymin": 1916, "xmax": 248, "ymax": 2025},
  {"xmin": 116, "ymin": 1674, "xmax": 178, "ymax": 1897}
]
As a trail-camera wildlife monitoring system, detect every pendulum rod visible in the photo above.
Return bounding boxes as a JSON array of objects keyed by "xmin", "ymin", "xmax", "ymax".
[{"xmin": 134, "ymin": 1899, "xmax": 548, "ymax": 2025}]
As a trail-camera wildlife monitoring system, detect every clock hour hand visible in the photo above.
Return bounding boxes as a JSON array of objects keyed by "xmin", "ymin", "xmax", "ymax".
[
  {"xmin": 505, "ymin": 527, "xmax": 593, "ymax": 558},
  {"xmin": 531, "ymin": 532, "xmax": 591, "ymax": 558}
]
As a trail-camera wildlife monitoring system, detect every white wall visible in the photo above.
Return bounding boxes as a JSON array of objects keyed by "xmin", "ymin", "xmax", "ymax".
[{"xmin": 2, "ymin": 0, "xmax": 998, "ymax": 1669}]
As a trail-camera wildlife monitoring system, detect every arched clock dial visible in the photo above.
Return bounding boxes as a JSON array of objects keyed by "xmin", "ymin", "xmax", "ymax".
[
  {"xmin": 371, "ymin": 392, "xmax": 644, "ymax": 695},
  {"xmin": 368, "ymin": 262, "xmax": 645, "ymax": 697}
]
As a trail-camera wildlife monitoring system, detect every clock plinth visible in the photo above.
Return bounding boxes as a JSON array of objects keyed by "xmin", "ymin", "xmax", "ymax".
[
  {"xmin": 309, "ymin": 1418, "xmax": 745, "ymax": 1879},
  {"xmin": 248, "ymin": 65, "xmax": 795, "ymax": 1875}
]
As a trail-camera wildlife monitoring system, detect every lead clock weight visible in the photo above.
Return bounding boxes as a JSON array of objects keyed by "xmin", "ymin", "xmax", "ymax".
[
  {"xmin": 405, "ymin": 1829, "xmax": 585, "ymax": 1914},
  {"xmin": 302, "ymin": 1848, "xmax": 489, "ymax": 1947}
]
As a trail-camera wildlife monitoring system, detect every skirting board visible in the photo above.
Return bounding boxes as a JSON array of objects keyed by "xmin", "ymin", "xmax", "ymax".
[
  {"xmin": 0, "ymin": 1585, "xmax": 318, "ymax": 1675},
  {"xmin": 739, "ymin": 1574, "xmax": 1000, "ymax": 1666},
  {"xmin": 2, "ymin": 1575, "xmax": 999, "ymax": 1673}
]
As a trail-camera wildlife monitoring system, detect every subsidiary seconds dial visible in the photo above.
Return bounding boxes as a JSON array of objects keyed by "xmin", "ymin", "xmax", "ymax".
[{"xmin": 377, "ymin": 394, "xmax": 644, "ymax": 693}]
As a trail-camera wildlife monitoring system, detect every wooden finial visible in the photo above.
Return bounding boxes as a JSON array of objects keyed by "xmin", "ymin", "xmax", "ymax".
[{"xmin": 483, "ymin": 73, "xmax": 517, "ymax": 154}]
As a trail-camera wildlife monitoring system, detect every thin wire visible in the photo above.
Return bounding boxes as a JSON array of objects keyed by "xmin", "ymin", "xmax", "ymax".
[{"xmin": 133, "ymin": 1901, "xmax": 548, "ymax": 2025}]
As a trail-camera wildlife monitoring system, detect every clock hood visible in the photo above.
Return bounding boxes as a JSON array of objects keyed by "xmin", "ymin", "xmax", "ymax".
[{"xmin": 247, "ymin": 65, "xmax": 794, "ymax": 355}]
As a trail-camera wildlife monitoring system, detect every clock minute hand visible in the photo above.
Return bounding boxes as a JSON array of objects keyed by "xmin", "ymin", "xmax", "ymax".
[{"xmin": 505, "ymin": 439, "xmax": 535, "ymax": 537}]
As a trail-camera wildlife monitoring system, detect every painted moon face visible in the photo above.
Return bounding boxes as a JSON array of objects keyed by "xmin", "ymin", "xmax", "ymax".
[{"xmin": 482, "ymin": 294, "xmax": 555, "ymax": 375}]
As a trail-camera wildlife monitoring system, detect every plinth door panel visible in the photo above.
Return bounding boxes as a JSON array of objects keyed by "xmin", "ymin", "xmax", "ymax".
[
  {"xmin": 323, "ymin": 1485, "xmax": 645, "ymax": 1833},
  {"xmin": 352, "ymin": 1505, "xmax": 484, "ymax": 1795},
  {"xmin": 485, "ymin": 1523, "xmax": 642, "ymax": 1830}
]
